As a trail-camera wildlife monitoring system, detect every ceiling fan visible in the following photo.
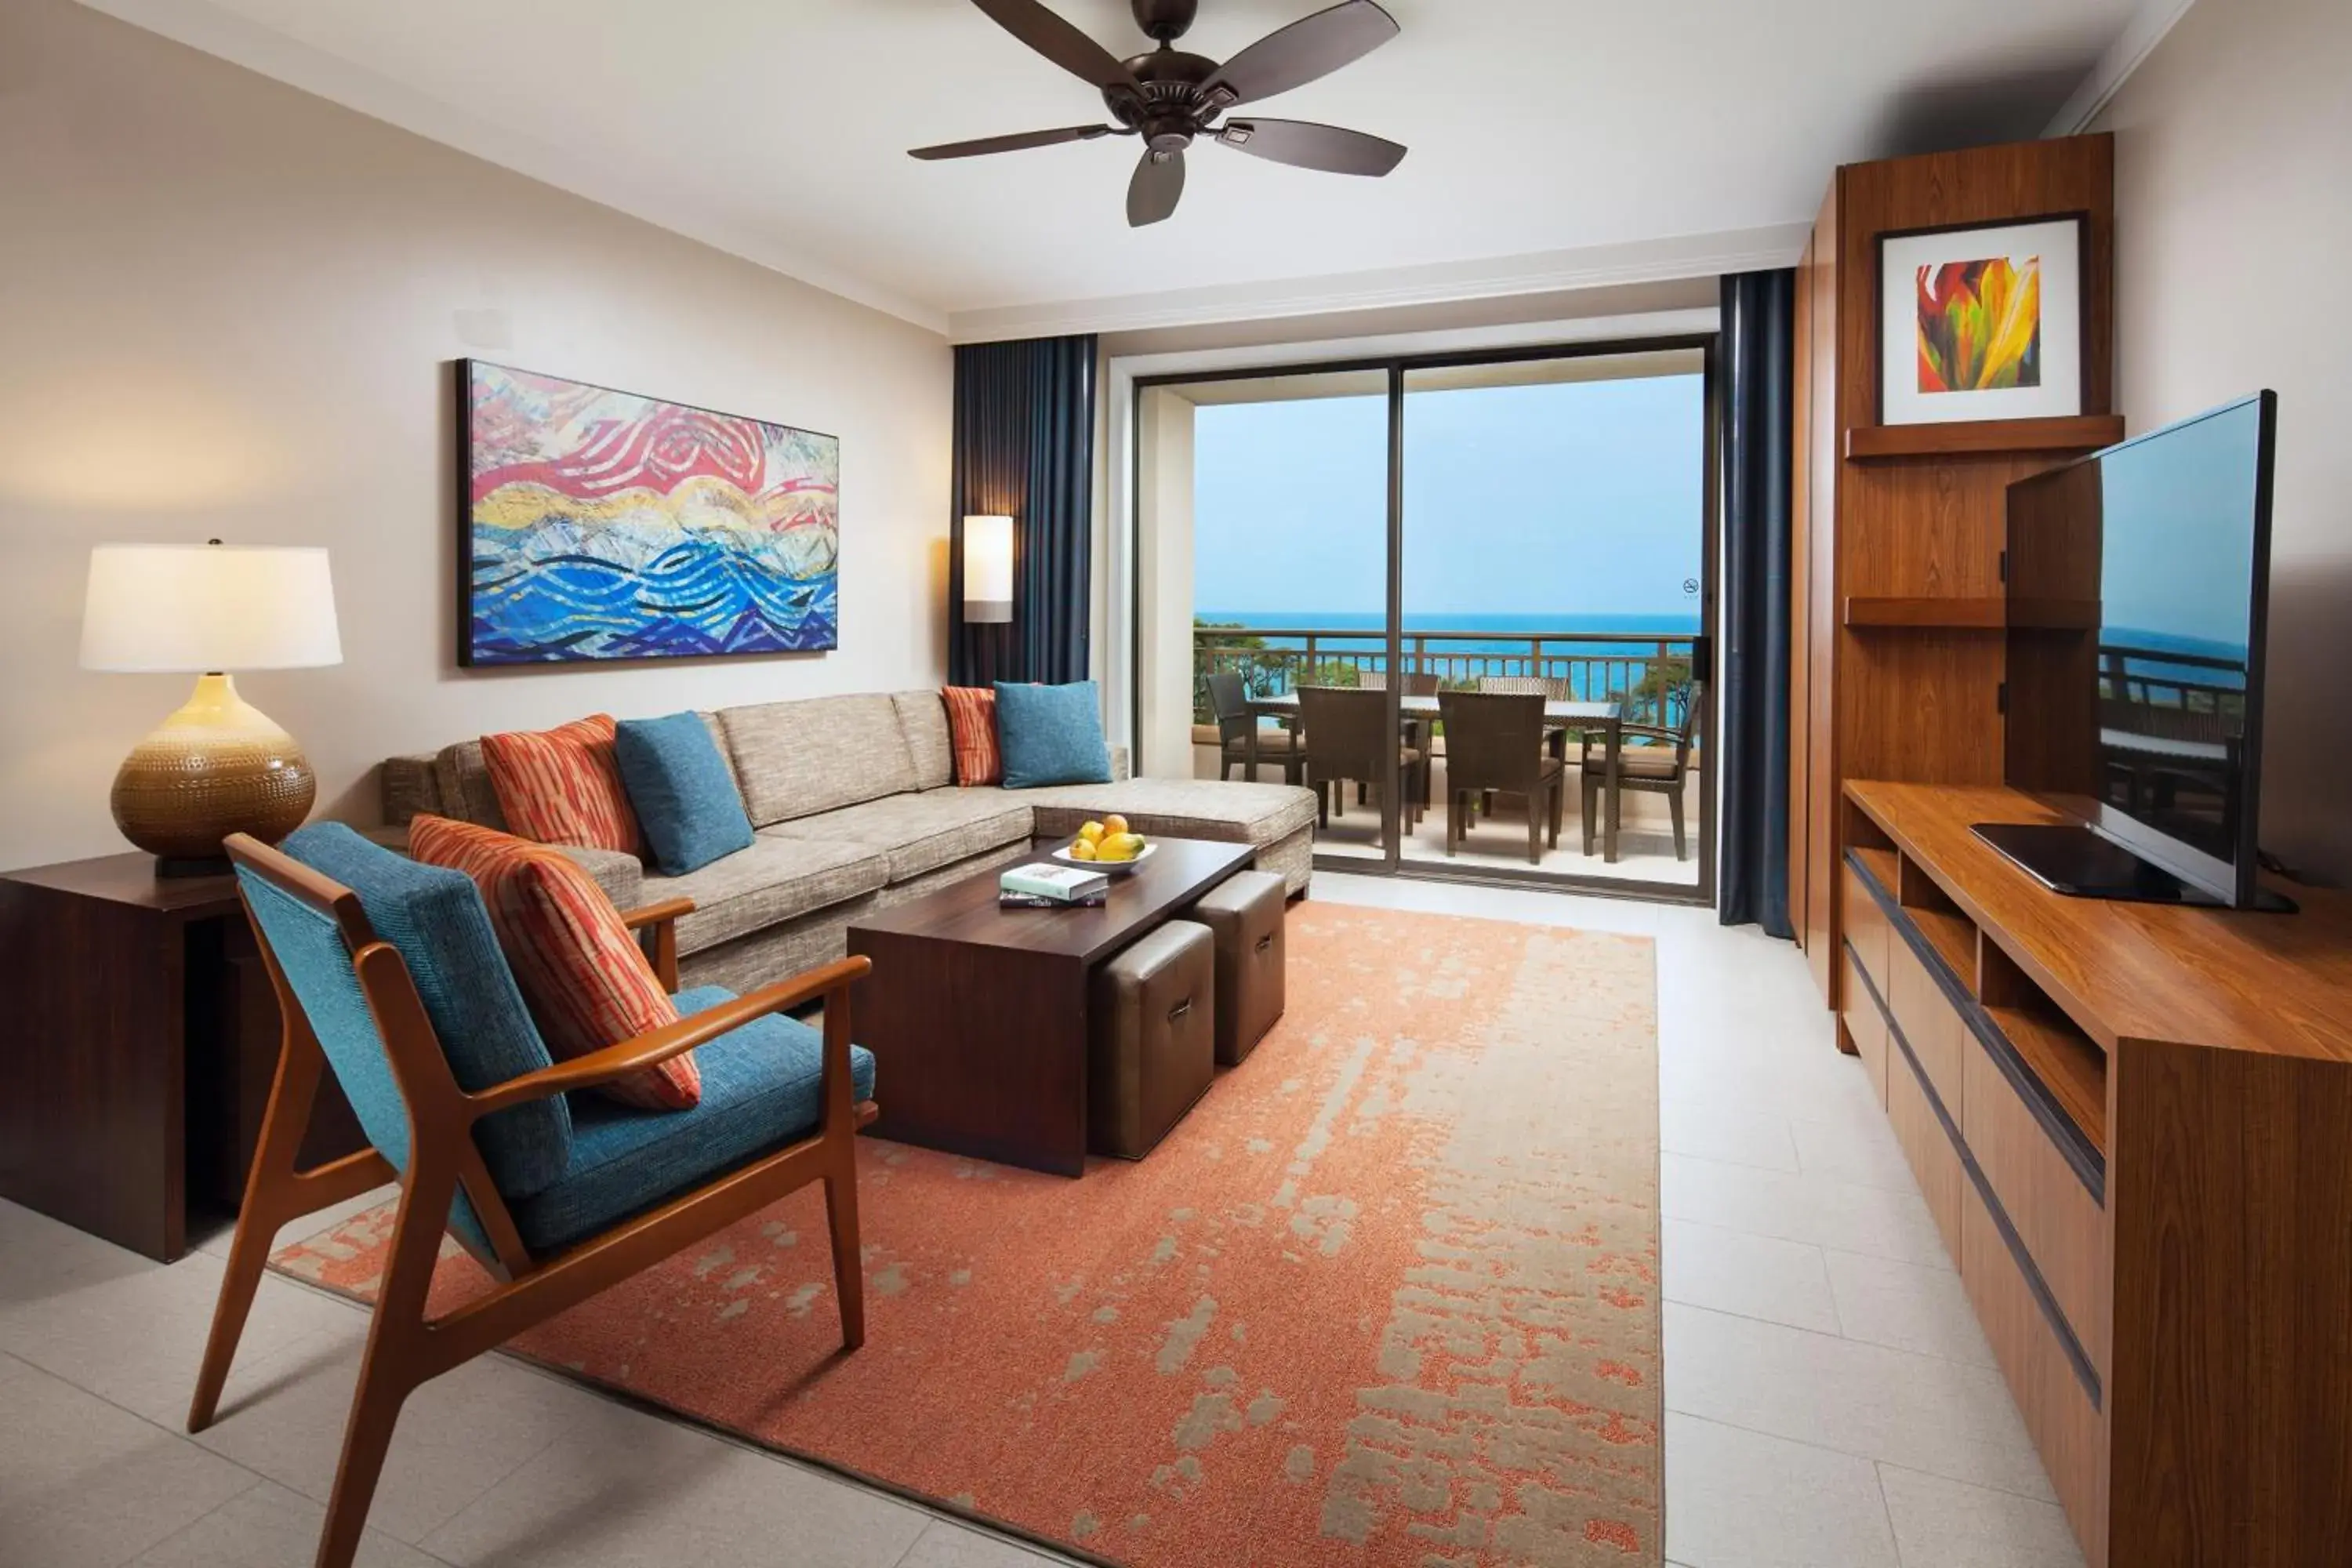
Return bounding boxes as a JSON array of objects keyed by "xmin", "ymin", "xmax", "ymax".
[{"xmin": 909, "ymin": 0, "xmax": 1406, "ymax": 227}]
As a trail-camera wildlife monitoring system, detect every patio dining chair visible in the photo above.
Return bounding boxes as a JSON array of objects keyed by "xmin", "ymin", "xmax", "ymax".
[
  {"xmin": 1296, "ymin": 684, "xmax": 1423, "ymax": 843},
  {"xmin": 1438, "ymin": 691, "xmax": 1563, "ymax": 865},
  {"xmin": 189, "ymin": 824, "xmax": 874, "ymax": 1568},
  {"xmin": 1207, "ymin": 670, "xmax": 1303, "ymax": 784},
  {"xmin": 1584, "ymin": 682, "xmax": 1702, "ymax": 860},
  {"xmin": 1347, "ymin": 671, "xmax": 1439, "ymax": 808}
]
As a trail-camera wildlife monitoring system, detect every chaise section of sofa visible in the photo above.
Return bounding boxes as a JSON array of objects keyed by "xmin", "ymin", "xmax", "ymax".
[{"xmin": 379, "ymin": 687, "xmax": 1315, "ymax": 991}]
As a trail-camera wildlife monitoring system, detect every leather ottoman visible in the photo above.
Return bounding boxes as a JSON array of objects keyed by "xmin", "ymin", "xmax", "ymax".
[
  {"xmin": 1188, "ymin": 869, "xmax": 1287, "ymax": 1065},
  {"xmin": 1088, "ymin": 919, "xmax": 1215, "ymax": 1159}
]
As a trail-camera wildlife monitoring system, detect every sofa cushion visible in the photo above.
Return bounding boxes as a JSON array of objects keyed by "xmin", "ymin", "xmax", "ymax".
[
  {"xmin": 510, "ymin": 984, "xmax": 876, "ymax": 1255},
  {"xmin": 481, "ymin": 714, "xmax": 643, "ymax": 856},
  {"xmin": 615, "ymin": 712, "xmax": 755, "ymax": 875},
  {"xmin": 763, "ymin": 789, "xmax": 1033, "ymax": 884},
  {"xmin": 1017, "ymin": 777, "xmax": 1319, "ymax": 849},
  {"xmin": 408, "ymin": 816, "xmax": 700, "ymax": 1112},
  {"xmin": 381, "ymin": 753, "xmax": 442, "ymax": 825},
  {"xmin": 994, "ymin": 681, "xmax": 1112, "ymax": 789},
  {"xmin": 268, "ymin": 822, "xmax": 571, "ymax": 1197},
  {"xmin": 891, "ymin": 690, "xmax": 955, "ymax": 791},
  {"xmin": 642, "ymin": 836, "xmax": 890, "ymax": 956},
  {"xmin": 434, "ymin": 739, "xmax": 509, "ymax": 830},
  {"xmin": 719, "ymin": 695, "xmax": 917, "ymax": 826}
]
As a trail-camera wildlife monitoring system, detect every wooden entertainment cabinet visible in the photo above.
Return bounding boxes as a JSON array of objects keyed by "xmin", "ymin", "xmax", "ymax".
[{"xmin": 1839, "ymin": 779, "xmax": 2352, "ymax": 1566}]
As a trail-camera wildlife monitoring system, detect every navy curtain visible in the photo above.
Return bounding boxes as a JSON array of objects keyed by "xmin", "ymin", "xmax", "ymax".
[
  {"xmin": 949, "ymin": 336, "xmax": 1099, "ymax": 686},
  {"xmin": 1718, "ymin": 270, "xmax": 1796, "ymax": 936}
]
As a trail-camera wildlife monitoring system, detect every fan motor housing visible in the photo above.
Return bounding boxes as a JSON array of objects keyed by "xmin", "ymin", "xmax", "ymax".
[{"xmin": 1131, "ymin": 0, "xmax": 1199, "ymax": 42}]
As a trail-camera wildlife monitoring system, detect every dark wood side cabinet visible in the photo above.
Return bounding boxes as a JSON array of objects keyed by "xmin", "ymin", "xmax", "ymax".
[{"xmin": 0, "ymin": 852, "xmax": 361, "ymax": 1261}]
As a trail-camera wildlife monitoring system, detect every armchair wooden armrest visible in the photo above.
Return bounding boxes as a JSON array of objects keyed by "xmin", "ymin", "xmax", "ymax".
[
  {"xmin": 464, "ymin": 955, "xmax": 871, "ymax": 1120},
  {"xmin": 618, "ymin": 896, "xmax": 695, "ymax": 990}
]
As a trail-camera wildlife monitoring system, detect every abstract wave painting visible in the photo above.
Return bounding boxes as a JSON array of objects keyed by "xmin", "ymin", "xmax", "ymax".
[
  {"xmin": 461, "ymin": 361, "xmax": 839, "ymax": 665},
  {"xmin": 1915, "ymin": 255, "xmax": 2042, "ymax": 394}
]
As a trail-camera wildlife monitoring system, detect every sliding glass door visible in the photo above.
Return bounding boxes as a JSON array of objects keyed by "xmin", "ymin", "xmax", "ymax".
[
  {"xmin": 1136, "ymin": 338, "xmax": 1715, "ymax": 901},
  {"xmin": 1398, "ymin": 351, "xmax": 1710, "ymax": 889}
]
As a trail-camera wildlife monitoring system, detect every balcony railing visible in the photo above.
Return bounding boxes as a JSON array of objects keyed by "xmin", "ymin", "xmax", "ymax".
[{"xmin": 1194, "ymin": 625, "xmax": 1697, "ymax": 729}]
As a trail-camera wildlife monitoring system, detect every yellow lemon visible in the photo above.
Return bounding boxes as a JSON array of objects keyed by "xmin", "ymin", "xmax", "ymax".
[
  {"xmin": 1078, "ymin": 820, "xmax": 1105, "ymax": 844},
  {"xmin": 1102, "ymin": 814, "xmax": 1130, "ymax": 838},
  {"xmin": 1096, "ymin": 834, "xmax": 1142, "ymax": 862},
  {"xmin": 1067, "ymin": 838, "xmax": 1098, "ymax": 860}
]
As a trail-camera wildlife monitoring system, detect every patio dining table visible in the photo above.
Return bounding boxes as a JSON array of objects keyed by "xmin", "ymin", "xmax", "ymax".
[{"xmin": 1246, "ymin": 692, "xmax": 1628, "ymax": 862}]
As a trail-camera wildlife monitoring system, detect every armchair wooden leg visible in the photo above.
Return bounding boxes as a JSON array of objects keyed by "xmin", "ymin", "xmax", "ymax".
[
  {"xmin": 191, "ymin": 1016, "xmax": 325, "ymax": 1432},
  {"xmin": 826, "ymin": 1166, "xmax": 865, "ymax": 1352},
  {"xmin": 1670, "ymin": 792, "xmax": 1687, "ymax": 861},
  {"xmin": 1527, "ymin": 800, "xmax": 1542, "ymax": 866},
  {"xmin": 1581, "ymin": 779, "xmax": 1597, "ymax": 857},
  {"xmin": 314, "ymin": 1166, "xmax": 450, "ymax": 1568}
]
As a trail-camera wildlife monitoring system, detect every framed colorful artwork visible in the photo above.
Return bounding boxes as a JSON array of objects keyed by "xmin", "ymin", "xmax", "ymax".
[
  {"xmin": 1878, "ymin": 215, "xmax": 2085, "ymax": 426},
  {"xmin": 459, "ymin": 361, "xmax": 839, "ymax": 665}
]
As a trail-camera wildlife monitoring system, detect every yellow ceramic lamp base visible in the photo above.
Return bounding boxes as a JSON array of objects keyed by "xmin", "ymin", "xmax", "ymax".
[{"xmin": 111, "ymin": 673, "xmax": 316, "ymax": 874}]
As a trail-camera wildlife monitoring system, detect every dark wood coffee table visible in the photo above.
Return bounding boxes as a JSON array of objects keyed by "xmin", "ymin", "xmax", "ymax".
[{"xmin": 848, "ymin": 837, "xmax": 1255, "ymax": 1176}]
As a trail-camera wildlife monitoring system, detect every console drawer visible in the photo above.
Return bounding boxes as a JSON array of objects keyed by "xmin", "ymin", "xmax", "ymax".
[
  {"xmin": 1887, "ymin": 937, "xmax": 1967, "ymax": 1122},
  {"xmin": 1887, "ymin": 1040, "xmax": 1962, "ymax": 1264},
  {"xmin": 1842, "ymin": 946, "xmax": 1889, "ymax": 1105},
  {"xmin": 1959, "ymin": 1174, "xmax": 2107, "ymax": 1565},
  {"xmin": 1842, "ymin": 860, "xmax": 1890, "ymax": 996},
  {"xmin": 1963, "ymin": 1040, "xmax": 2109, "ymax": 1375}
]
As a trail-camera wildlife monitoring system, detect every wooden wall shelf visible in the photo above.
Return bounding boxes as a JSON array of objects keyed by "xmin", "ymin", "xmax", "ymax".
[
  {"xmin": 1843, "ymin": 597, "xmax": 2008, "ymax": 630},
  {"xmin": 1844, "ymin": 416, "xmax": 2126, "ymax": 463},
  {"xmin": 1841, "ymin": 597, "xmax": 2103, "ymax": 632}
]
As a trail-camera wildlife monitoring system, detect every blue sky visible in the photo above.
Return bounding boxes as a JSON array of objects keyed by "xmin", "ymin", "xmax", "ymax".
[
  {"xmin": 2097, "ymin": 397, "xmax": 2260, "ymax": 652},
  {"xmin": 1192, "ymin": 373, "xmax": 1706, "ymax": 621}
]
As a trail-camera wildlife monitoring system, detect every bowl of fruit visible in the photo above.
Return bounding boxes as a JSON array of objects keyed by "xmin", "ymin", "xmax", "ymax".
[{"xmin": 1054, "ymin": 816, "xmax": 1153, "ymax": 876}]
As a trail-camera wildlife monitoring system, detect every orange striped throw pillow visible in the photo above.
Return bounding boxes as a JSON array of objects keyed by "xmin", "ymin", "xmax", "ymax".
[
  {"xmin": 942, "ymin": 686, "xmax": 1001, "ymax": 786},
  {"xmin": 481, "ymin": 714, "xmax": 642, "ymax": 857},
  {"xmin": 408, "ymin": 815, "xmax": 699, "ymax": 1112}
]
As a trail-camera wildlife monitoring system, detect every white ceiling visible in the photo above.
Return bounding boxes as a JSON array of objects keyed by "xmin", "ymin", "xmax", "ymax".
[{"xmin": 85, "ymin": 0, "xmax": 2157, "ymax": 338}]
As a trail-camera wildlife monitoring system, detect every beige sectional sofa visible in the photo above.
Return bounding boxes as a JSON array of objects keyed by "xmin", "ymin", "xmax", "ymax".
[{"xmin": 380, "ymin": 690, "xmax": 1316, "ymax": 995}]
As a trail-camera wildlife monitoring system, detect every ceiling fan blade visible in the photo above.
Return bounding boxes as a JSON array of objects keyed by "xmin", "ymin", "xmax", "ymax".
[
  {"xmin": 1207, "ymin": 0, "xmax": 1399, "ymax": 107},
  {"xmin": 967, "ymin": 0, "xmax": 1138, "ymax": 91},
  {"xmin": 1127, "ymin": 148, "xmax": 1186, "ymax": 227},
  {"xmin": 1217, "ymin": 118, "xmax": 1406, "ymax": 176},
  {"xmin": 909, "ymin": 125, "xmax": 1112, "ymax": 160}
]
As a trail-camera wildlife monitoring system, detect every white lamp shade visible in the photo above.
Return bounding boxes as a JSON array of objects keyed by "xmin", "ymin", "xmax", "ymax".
[
  {"xmin": 963, "ymin": 514, "xmax": 1014, "ymax": 624},
  {"xmin": 82, "ymin": 544, "xmax": 343, "ymax": 673}
]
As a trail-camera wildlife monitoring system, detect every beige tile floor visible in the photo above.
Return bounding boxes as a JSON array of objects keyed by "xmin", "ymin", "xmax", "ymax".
[{"xmin": 0, "ymin": 873, "xmax": 2081, "ymax": 1568}]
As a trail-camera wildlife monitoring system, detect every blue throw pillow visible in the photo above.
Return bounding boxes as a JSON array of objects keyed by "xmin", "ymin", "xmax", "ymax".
[
  {"xmin": 994, "ymin": 681, "xmax": 1112, "ymax": 789},
  {"xmin": 614, "ymin": 713, "xmax": 754, "ymax": 875}
]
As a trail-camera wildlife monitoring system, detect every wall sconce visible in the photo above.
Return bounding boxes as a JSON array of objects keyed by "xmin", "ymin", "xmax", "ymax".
[{"xmin": 963, "ymin": 514, "xmax": 1014, "ymax": 624}]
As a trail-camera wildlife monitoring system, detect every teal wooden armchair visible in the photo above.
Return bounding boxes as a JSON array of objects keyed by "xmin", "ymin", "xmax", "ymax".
[{"xmin": 191, "ymin": 823, "xmax": 874, "ymax": 1568}]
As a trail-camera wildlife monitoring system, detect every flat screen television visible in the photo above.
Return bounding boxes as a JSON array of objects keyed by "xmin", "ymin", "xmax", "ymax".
[{"xmin": 1985, "ymin": 390, "xmax": 2288, "ymax": 911}]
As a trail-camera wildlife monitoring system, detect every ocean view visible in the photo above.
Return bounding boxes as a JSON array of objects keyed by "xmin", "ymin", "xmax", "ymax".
[{"xmin": 1194, "ymin": 611, "xmax": 1700, "ymax": 718}]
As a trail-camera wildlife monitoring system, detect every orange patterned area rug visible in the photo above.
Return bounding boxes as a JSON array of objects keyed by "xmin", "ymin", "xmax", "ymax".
[{"xmin": 270, "ymin": 904, "xmax": 1663, "ymax": 1566}]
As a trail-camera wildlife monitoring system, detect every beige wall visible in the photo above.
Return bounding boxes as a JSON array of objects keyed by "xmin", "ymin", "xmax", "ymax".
[
  {"xmin": 0, "ymin": 0, "xmax": 953, "ymax": 871},
  {"xmin": 2095, "ymin": 0, "xmax": 2352, "ymax": 883}
]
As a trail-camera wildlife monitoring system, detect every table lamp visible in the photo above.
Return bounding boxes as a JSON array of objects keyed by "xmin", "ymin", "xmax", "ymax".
[
  {"xmin": 963, "ymin": 514, "xmax": 1014, "ymax": 624},
  {"xmin": 80, "ymin": 541, "xmax": 343, "ymax": 876}
]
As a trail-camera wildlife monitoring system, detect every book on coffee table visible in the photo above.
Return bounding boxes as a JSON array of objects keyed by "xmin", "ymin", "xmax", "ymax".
[
  {"xmin": 997, "ymin": 891, "xmax": 1108, "ymax": 909},
  {"xmin": 1000, "ymin": 864, "xmax": 1110, "ymax": 903}
]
